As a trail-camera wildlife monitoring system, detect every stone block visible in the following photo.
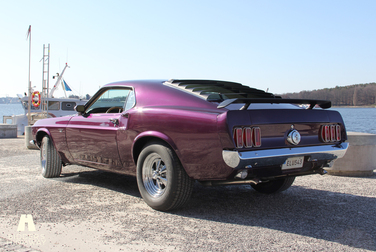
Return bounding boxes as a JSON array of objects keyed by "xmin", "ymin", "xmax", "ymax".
[
  {"xmin": 25, "ymin": 126, "xmax": 38, "ymax": 149},
  {"xmin": 0, "ymin": 124, "xmax": 17, "ymax": 138},
  {"xmin": 327, "ymin": 132, "xmax": 376, "ymax": 176}
]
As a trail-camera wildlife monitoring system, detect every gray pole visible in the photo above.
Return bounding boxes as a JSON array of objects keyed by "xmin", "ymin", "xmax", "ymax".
[
  {"xmin": 27, "ymin": 25, "xmax": 31, "ymax": 126},
  {"xmin": 47, "ymin": 44, "xmax": 50, "ymax": 116}
]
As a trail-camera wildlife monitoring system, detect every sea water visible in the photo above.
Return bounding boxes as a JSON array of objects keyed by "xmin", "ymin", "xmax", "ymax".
[
  {"xmin": 0, "ymin": 104, "xmax": 24, "ymax": 123},
  {"xmin": 333, "ymin": 107, "xmax": 376, "ymax": 134}
]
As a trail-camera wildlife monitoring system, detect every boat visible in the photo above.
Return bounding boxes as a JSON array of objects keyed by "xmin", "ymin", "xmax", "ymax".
[{"xmin": 3, "ymin": 63, "xmax": 88, "ymax": 135}]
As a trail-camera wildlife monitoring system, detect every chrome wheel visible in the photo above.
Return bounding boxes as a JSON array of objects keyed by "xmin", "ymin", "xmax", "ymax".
[
  {"xmin": 142, "ymin": 154, "xmax": 168, "ymax": 198},
  {"xmin": 136, "ymin": 142, "xmax": 194, "ymax": 211}
]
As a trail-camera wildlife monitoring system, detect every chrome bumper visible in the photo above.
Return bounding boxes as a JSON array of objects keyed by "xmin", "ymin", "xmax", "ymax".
[{"xmin": 222, "ymin": 143, "xmax": 349, "ymax": 169}]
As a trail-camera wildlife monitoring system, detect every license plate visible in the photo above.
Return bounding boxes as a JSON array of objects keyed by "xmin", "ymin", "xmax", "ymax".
[{"xmin": 282, "ymin": 156, "xmax": 304, "ymax": 170}]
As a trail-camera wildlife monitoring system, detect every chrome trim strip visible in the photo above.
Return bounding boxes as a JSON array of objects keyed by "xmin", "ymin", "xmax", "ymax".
[{"xmin": 222, "ymin": 143, "xmax": 349, "ymax": 169}]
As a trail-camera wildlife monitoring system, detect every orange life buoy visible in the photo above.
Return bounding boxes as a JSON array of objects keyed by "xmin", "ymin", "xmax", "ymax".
[{"xmin": 31, "ymin": 91, "xmax": 41, "ymax": 107}]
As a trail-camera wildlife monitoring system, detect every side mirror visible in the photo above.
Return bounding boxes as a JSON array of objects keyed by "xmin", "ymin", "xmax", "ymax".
[{"xmin": 75, "ymin": 105, "xmax": 85, "ymax": 114}]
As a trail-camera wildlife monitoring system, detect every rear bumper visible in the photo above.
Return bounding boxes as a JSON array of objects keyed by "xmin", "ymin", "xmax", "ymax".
[{"xmin": 222, "ymin": 142, "xmax": 349, "ymax": 169}]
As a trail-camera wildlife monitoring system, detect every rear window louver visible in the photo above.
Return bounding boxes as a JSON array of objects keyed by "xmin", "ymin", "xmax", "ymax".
[
  {"xmin": 164, "ymin": 79, "xmax": 331, "ymax": 110},
  {"xmin": 164, "ymin": 79, "xmax": 277, "ymax": 101}
]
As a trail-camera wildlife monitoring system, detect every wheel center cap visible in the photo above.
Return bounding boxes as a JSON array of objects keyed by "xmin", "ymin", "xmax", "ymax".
[{"xmin": 152, "ymin": 171, "xmax": 159, "ymax": 179}]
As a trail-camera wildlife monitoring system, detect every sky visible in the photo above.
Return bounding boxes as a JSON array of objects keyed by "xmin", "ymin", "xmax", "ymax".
[{"xmin": 0, "ymin": 0, "xmax": 375, "ymax": 98}]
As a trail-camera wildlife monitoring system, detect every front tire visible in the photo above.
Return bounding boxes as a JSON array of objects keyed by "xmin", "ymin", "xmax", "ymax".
[
  {"xmin": 251, "ymin": 176, "xmax": 295, "ymax": 194},
  {"xmin": 40, "ymin": 136, "xmax": 62, "ymax": 178},
  {"xmin": 136, "ymin": 142, "xmax": 194, "ymax": 211}
]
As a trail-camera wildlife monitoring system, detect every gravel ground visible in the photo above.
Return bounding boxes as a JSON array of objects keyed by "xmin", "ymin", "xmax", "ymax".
[{"xmin": 0, "ymin": 137, "xmax": 375, "ymax": 251}]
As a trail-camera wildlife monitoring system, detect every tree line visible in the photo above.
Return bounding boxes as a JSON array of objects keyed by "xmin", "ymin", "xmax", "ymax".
[{"xmin": 280, "ymin": 82, "xmax": 376, "ymax": 106}]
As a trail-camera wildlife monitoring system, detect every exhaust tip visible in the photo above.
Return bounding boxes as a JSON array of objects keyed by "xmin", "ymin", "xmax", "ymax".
[
  {"xmin": 319, "ymin": 168, "xmax": 328, "ymax": 175},
  {"xmin": 234, "ymin": 170, "xmax": 248, "ymax": 179}
]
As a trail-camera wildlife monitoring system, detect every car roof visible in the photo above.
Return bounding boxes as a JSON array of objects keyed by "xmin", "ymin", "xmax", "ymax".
[{"xmin": 101, "ymin": 80, "xmax": 332, "ymax": 111}]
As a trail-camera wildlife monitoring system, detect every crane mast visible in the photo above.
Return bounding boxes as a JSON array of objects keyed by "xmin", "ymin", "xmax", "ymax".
[{"xmin": 49, "ymin": 63, "xmax": 70, "ymax": 98}]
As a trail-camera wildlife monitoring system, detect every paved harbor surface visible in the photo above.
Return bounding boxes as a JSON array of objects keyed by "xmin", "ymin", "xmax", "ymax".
[{"xmin": 0, "ymin": 137, "xmax": 375, "ymax": 251}]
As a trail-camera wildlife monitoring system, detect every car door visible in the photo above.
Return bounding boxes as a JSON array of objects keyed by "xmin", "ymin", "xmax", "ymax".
[
  {"xmin": 65, "ymin": 87, "xmax": 131, "ymax": 170},
  {"xmin": 114, "ymin": 88, "xmax": 137, "ymax": 173}
]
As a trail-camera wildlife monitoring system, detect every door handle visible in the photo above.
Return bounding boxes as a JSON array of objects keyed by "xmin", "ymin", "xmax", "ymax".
[{"xmin": 109, "ymin": 118, "xmax": 119, "ymax": 126}]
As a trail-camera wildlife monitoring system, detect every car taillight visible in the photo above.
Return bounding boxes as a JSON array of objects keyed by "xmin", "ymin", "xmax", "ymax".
[
  {"xmin": 233, "ymin": 126, "xmax": 261, "ymax": 148},
  {"xmin": 320, "ymin": 124, "xmax": 341, "ymax": 143},
  {"xmin": 252, "ymin": 127, "xmax": 261, "ymax": 147},
  {"xmin": 234, "ymin": 128, "xmax": 243, "ymax": 148},
  {"xmin": 243, "ymin": 127, "xmax": 252, "ymax": 147},
  {"xmin": 336, "ymin": 125, "xmax": 341, "ymax": 141},
  {"xmin": 330, "ymin": 125, "xmax": 336, "ymax": 142}
]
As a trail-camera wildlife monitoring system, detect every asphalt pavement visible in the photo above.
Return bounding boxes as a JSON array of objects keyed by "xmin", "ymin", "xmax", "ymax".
[{"xmin": 0, "ymin": 137, "xmax": 375, "ymax": 251}]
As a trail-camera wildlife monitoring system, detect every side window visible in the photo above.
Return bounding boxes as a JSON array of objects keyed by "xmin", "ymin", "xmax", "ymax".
[
  {"xmin": 87, "ymin": 88, "xmax": 131, "ymax": 114},
  {"xmin": 124, "ymin": 90, "xmax": 136, "ymax": 111},
  {"xmin": 62, "ymin": 102, "xmax": 76, "ymax": 111},
  {"xmin": 48, "ymin": 101, "xmax": 60, "ymax": 110}
]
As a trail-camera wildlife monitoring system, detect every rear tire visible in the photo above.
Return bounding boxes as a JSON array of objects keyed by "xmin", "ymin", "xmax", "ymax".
[
  {"xmin": 251, "ymin": 176, "xmax": 295, "ymax": 194},
  {"xmin": 40, "ymin": 136, "xmax": 62, "ymax": 178},
  {"xmin": 136, "ymin": 141, "xmax": 194, "ymax": 211}
]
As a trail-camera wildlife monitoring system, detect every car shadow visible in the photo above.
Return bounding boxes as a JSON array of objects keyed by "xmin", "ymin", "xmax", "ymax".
[
  {"xmin": 58, "ymin": 169, "xmax": 141, "ymax": 198},
  {"xmin": 57, "ymin": 168, "xmax": 376, "ymax": 251}
]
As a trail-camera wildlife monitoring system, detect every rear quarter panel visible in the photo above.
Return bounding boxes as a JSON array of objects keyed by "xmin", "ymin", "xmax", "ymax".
[{"xmin": 118, "ymin": 106, "xmax": 234, "ymax": 179}]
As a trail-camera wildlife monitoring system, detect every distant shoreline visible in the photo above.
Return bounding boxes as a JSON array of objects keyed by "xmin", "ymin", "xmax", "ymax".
[
  {"xmin": 0, "ymin": 97, "xmax": 20, "ymax": 104},
  {"xmin": 0, "ymin": 102, "xmax": 20, "ymax": 105}
]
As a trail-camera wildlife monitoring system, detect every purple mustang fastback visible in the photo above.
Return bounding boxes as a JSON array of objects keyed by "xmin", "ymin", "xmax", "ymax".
[{"xmin": 31, "ymin": 79, "xmax": 348, "ymax": 211}]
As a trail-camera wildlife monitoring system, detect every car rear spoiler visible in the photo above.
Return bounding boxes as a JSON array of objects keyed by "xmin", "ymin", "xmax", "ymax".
[{"xmin": 217, "ymin": 98, "xmax": 332, "ymax": 110}]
